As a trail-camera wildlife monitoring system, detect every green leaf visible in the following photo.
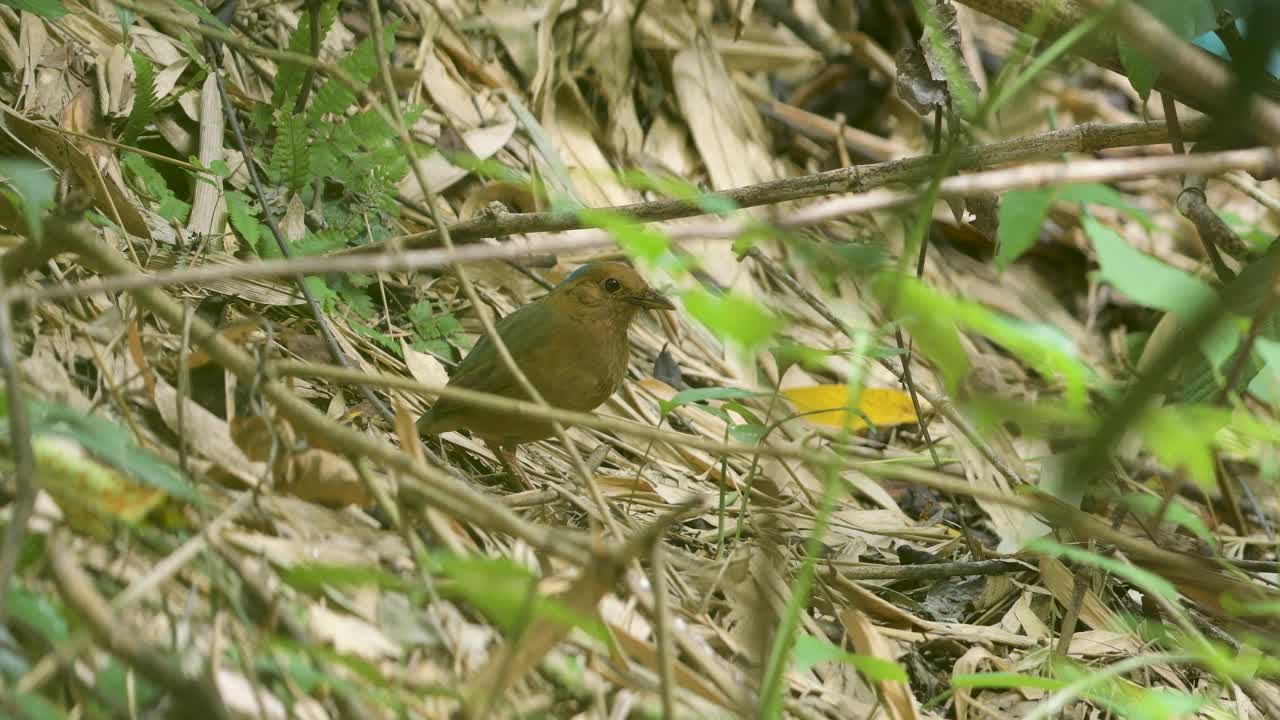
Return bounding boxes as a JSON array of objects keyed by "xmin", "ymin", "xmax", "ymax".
[
  {"xmin": 435, "ymin": 554, "xmax": 607, "ymax": 642},
  {"xmin": 997, "ymin": 184, "xmax": 1152, "ymax": 270},
  {"xmin": 792, "ymin": 633, "xmax": 908, "ymax": 682},
  {"xmin": 1118, "ymin": 38, "xmax": 1160, "ymax": 101},
  {"xmin": 1117, "ymin": 493, "xmax": 1216, "ymax": 548},
  {"xmin": 658, "ymin": 387, "xmax": 760, "ymax": 418},
  {"xmin": 122, "ymin": 152, "xmax": 190, "ymax": 223},
  {"xmin": 23, "ymin": 402, "xmax": 202, "ymax": 504},
  {"xmin": 225, "ymin": 190, "xmax": 266, "ymax": 255},
  {"xmin": 950, "ymin": 671, "xmax": 1066, "ymax": 691},
  {"xmin": 1249, "ymin": 336, "xmax": 1280, "ymax": 403},
  {"xmin": 770, "ymin": 342, "xmax": 837, "ymax": 374},
  {"xmin": 5, "ymin": 584, "xmax": 69, "ymax": 646},
  {"xmin": 1057, "ymin": 184, "xmax": 1151, "ymax": 228},
  {"xmin": 272, "ymin": 0, "xmax": 338, "ymax": 109},
  {"xmin": 0, "ymin": 0, "xmax": 67, "ymax": 19},
  {"xmin": 0, "ymin": 158, "xmax": 55, "ymax": 240},
  {"xmin": 1139, "ymin": 405, "xmax": 1231, "ymax": 490},
  {"xmin": 122, "ymin": 51, "xmax": 156, "ymax": 146},
  {"xmin": 1117, "ymin": 1, "xmax": 1205, "ymax": 100},
  {"xmin": 97, "ymin": 659, "xmax": 162, "ymax": 713},
  {"xmin": 579, "ymin": 209, "xmax": 672, "ymax": 264},
  {"xmin": 995, "ymin": 188, "xmax": 1055, "ymax": 270},
  {"xmin": 729, "ymin": 423, "xmax": 767, "ymax": 444},
  {"xmin": 683, "ymin": 288, "xmax": 783, "ymax": 349},
  {"xmin": 309, "ymin": 23, "xmax": 394, "ymax": 119},
  {"xmin": 1029, "ymin": 537, "xmax": 1179, "ymax": 601},
  {"xmin": 870, "ymin": 273, "xmax": 970, "ymax": 393},
  {"xmin": 1084, "ymin": 215, "xmax": 1216, "ymax": 318},
  {"xmin": 269, "ymin": 112, "xmax": 312, "ymax": 192},
  {"xmin": 10, "ymin": 692, "xmax": 69, "ymax": 720}
]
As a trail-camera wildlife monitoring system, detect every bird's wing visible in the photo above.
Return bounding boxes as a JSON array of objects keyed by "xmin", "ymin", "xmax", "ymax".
[{"xmin": 443, "ymin": 301, "xmax": 558, "ymax": 399}]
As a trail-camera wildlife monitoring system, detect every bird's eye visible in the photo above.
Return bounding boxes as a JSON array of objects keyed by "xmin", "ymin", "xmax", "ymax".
[{"xmin": 604, "ymin": 277, "xmax": 622, "ymax": 293}]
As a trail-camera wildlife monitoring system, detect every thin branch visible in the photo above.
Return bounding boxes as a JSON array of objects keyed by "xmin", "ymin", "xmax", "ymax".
[
  {"xmin": 343, "ymin": 117, "xmax": 1208, "ymax": 255},
  {"xmin": 0, "ymin": 268, "xmax": 35, "ymax": 617},
  {"xmin": 47, "ymin": 530, "xmax": 232, "ymax": 720},
  {"xmin": 8, "ymin": 143, "xmax": 1274, "ymax": 306}
]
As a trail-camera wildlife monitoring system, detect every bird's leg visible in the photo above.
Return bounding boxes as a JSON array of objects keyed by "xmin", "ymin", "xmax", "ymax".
[{"xmin": 487, "ymin": 441, "xmax": 532, "ymax": 490}]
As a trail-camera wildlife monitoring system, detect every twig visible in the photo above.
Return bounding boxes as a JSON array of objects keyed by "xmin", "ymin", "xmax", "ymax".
[
  {"xmin": 291, "ymin": 0, "xmax": 322, "ymax": 115},
  {"xmin": 11, "ymin": 143, "xmax": 1276, "ymax": 307},
  {"xmin": 0, "ymin": 268, "xmax": 35, "ymax": 618},
  {"xmin": 342, "ymin": 117, "xmax": 1209, "ymax": 255},
  {"xmin": 17, "ymin": 492, "xmax": 254, "ymax": 694},
  {"xmin": 47, "ymin": 530, "xmax": 232, "ymax": 720},
  {"xmin": 650, "ymin": 540, "xmax": 676, "ymax": 720},
  {"xmin": 831, "ymin": 558, "xmax": 1033, "ymax": 581}
]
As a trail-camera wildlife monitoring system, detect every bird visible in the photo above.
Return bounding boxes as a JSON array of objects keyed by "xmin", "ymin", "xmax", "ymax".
[{"xmin": 416, "ymin": 261, "xmax": 674, "ymax": 486}]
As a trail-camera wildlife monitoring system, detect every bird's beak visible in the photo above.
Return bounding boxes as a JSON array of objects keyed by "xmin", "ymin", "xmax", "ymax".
[{"xmin": 629, "ymin": 288, "xmax": 675, "ymax": 311}]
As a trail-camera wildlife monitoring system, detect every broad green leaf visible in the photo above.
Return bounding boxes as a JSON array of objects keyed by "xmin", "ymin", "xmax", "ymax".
[
  {"xmin": 658, "ymin": 386, "xmax": 760, "ymax": 416},
  {"xmin": 1084, "ymin": 215, "xmax": 1215, "ymax": 317},
  {"xmin": 683, "ymin": 288, "xmax": 783, "ymax": 349},
  {"xmin": 1139, "ymin": 405, "xmax": 1231, "ymax": 489},
  {"xmin": 995, "ymin": 188, "xmax": 1055, "ymax": 270},
  {"xmin": 0, "ymin": 158, "xmax": 55, "ymax": 240},
  {"xmin": 950, "ymin": 672, "xmax": 1066, "ymax": 691},
  {"xmin": 435, "ymin": 554, "xmax": 607, "ymax": 642},
  {"xmin": 11, "ymin": 692, "xmax": 68, "ymax": 720},
  {"xmin": 97, "ymin": 659, "xmax": 162, "ymax": 714},
  {"xmin": 729, "ymin": 423, "xmax": 766, "ymax": 444},
  {"xmin": 19, "ymin": 402, "xmax": 202, "ymax": 505},
  {"xmin": 1117, "ymin": 493, "xmax": 1216, "ymax": 548},
  {"xmin": 792, "ymin": 633, "xmax": 908, "ymax": 682},
  {"xmin": 1117, "ymin": 0, "xmax": 1206, "ymax": 99},
  {"xmin": 580, "ymin": 209, "xmax": 671, "ymax": 263},
  {"xmin": 0, "ymin": 0, "xmax": 67, "ymax": 18},
  {"xmin": 5, "ymin": 584, "xmax": 69, "ymax": 646},
  {"xmin": 997, "ymin": 184, "xmax": 1152, "ymax": 270},
  {"xmin": 769, "ymin": 342, "xmax": 836, "ymax": 374},
  {"xmin": 1029, "ymin": 537, "xmax": 1179, "ymax": 601},
  {"xmin": 877, "ymin": 274, "xmax": 1088, "ymax": 400},
  {"xmin": 873, "ymin": 273, "xmax": 971, "ymax": 393},
  {"xmin": 122, "ymin": 152, "xmax": 190, "ymax": 222},
  {"xmin": 1249, "ymin": 336, "xmax": 1280, "ymax": 404}
]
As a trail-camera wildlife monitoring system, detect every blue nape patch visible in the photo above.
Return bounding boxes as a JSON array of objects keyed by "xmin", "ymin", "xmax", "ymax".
[{"xmin": 563, "ymin": 264, "xmax": 592, "ymax": 284}]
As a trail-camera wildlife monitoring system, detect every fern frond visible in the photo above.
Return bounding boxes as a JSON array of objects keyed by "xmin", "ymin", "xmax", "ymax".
[
  {"xmin": 308, "ymin": 23, "xmax": 395, "ymax": 119},
  {"xmin": 272, "ymin": 0, "xmax": 338, "ymax": 110},
  {"xmin": 269, "ymin": 113, "xmax": 312, "ymax": 192},
  {"xmin": 122, "ymin": 51, "xmax": 156, "ymax": 146}
]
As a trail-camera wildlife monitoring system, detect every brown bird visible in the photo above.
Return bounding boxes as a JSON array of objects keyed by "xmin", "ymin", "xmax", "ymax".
[{"xmin": 416, "ymin": 262, "xmax": 674, "ymax": 485}]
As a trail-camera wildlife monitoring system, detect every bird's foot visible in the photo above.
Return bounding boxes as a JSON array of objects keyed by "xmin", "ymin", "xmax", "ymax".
[{"xmin": 489, "ymin": 443, "xmax": 532, "ymax": 491}]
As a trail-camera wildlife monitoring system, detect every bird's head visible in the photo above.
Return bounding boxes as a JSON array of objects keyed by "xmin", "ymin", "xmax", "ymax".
[{"xmin": 553, "ymin": 261, "xmax": 674, "ymax": 322}]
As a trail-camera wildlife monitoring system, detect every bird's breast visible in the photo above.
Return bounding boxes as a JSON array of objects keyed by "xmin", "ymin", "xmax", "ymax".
[{"xmin": 531, "ymin": 316, "xmax": 630, "ymax": 412}]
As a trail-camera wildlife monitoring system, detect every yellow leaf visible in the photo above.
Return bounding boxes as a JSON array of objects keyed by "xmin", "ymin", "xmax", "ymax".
[
  {"xmin": 782, "ymin": 386, "xmax": 918, "ymax": 431},
  {"xmin": 34, "ymin": 435, "xmax": 167, "ymax": 536}
]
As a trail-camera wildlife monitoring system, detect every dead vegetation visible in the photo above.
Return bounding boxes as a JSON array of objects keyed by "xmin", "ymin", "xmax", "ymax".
[{"xmin": 2, "ymin": 1, "xmax": 1280, "ymax": 719}]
